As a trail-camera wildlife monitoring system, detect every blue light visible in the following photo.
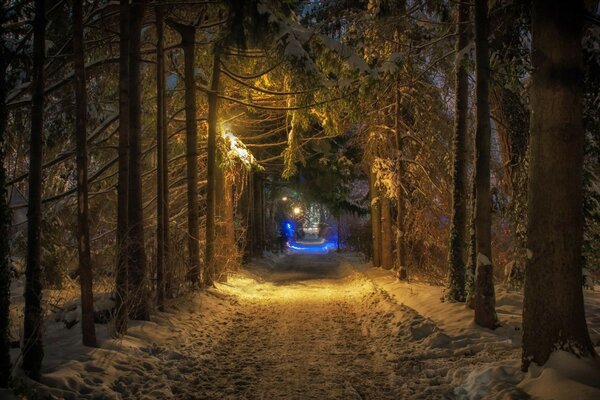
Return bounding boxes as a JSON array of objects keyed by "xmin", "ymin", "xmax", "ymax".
[{"xmin": 287, "ymin": 241, "xmax": 335, "ymax": 254}]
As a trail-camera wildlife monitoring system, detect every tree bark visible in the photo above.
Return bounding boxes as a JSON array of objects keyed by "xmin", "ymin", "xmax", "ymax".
[
  {"xmin": 73, "ymin": 0, "xmax": 97, "ymax": 347},
  {"xmin": 127, "ymin": 1, "xmax": 149, "ymax": 321},
  {"xmin": 369, "ymin": 170, "xmax": 382, "ymax": 268},
  {"xmin": 22, "ymin": 0, "xmax": 46, "ymax": 380},
  {"xmin": 115, "ymin": 0, "xmax": 130, "ymax": 335},
  {"xmin": 446, "ymin": 0, "xmax": 470, "ymax": 302},
  {"xmin": 380, "ymin": 197, "xmax": 393, "ymax": 269},
  {"xmin": 215, "ymin": 153, "xmax": 226, "ymax": 280},
  {"xmin": 394, "ymin": 85, "xmax": 407, "ymax": 280},
  {"xmin": 0, "ymin": 17, "xmax": 12, "ymax": 387},
  {"xmin": 522, "ymin": 0, "xmax": 596, "ymax": 371},
  {"xmin": 242, "ymin": 171, "xmax": 254, "ymax": 263},
  {"xmin": 205, "ymin": 49, "xmax": 221, "ymax": 286},
  {"xmin": 155, "ymin": 5, "xmax": 167, "ymax": 311},
  {"xmin": 472, "ymin": 0, "xmax": 497, "ymax": 329}
]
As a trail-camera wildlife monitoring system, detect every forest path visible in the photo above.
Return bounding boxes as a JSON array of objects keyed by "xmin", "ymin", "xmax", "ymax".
[{"xmin": 108, "ymin": 253, "xmax": 510, "ymax": 400}]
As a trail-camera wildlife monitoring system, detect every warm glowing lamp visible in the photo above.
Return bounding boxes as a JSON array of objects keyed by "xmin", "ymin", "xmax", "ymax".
[
  {"xmin": 282, "ymin": 196, "xmax": 288, "ymax": 201},
  {"xmin": 293, "ymin": 207, "xmax": 301, "ymax": 215}
]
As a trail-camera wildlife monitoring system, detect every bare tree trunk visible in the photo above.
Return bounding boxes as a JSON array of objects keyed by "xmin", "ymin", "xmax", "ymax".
[
  {"xmin": 241, "ymin": 171, "xmax": 253, "ymax": 263},
  {"xmin": 522, "ymin": 0, "xmax": 596, "ymax": 371},
  {"xmin": 472, "ymin": 0, "xmax": 497, "ymax": 329},
  {"xmin": 224, "ymin": 173, "xmax": 235, "ymax": 273},
  {"xmin": 155, "ymin": 5, "xmax": 166, "ymax": 310},
  {"xmin": 446, "ymin": 0, "xmax": 470, "ymax": 302},
  {"xmin": 369, "ymin": 170, "xmax": 382, "ymax": 268},
  {"xmin": 0, "ymin": 18, "xmax": 12, "ymax": 387},
  {"xmin": 215, "ymin": 154, "xmax": 226, "ymax": 280},
  {"xmin": 73, "ymin": 0, "xmax": 97, "ymax": 347},
  {"xmin": 115, "ymin": 0, "xmax": 130, "ymax": 335},
  {"xmin": 394, "ymin": 85, "xmax": 407, "ymax": 280},
  {"xmin": 380, "ymin": 197, "xmax": 393, "ymax": 269},
  {"xmin": 127, "ymin": 1, "xmax": 149, "ymax": 321},
  {"xmin": 205, "ymin": 49, "xmax": 221, "ymax": 286},
  {"xmin": 22, "ymin": 0, "xmax": 46, "ymax": 380}
]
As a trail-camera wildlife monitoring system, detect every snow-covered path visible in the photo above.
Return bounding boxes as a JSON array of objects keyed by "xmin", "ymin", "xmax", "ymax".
[
  {"xmin": 114, "ymin": 253, "xmax": 407, "ymax": 399},
  {"xmin": 99, "ymin": 252, "xmax": 522, "ymax": 400},
  {"xmin": 28, "ymin": 252, "xmax": 548, "ymax": 399}
]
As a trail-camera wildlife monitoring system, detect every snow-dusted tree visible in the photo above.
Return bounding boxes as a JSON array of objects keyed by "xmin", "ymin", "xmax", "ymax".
[
  {"xmin": 472, "ymin": 0, "xmax": 498, "ymax": 329},
  {"xmin": 0, "ymin": 5, "xmax": 12, "ymax": 386},
  {"xmin": 127, "ymin": 0, "xmax": 150, "ymax": 321},
  {"xmin": 73, "ymin": 0, "xmax": 97, "ymax": 347},
  {"xmin": 155, "ymin": 5, "xmax": 168, "ymax": 311},
  {"xmin": 115, "ymin": 0, "xmax": 131, "ymax": 335},
  {"xmin": 522, "ymin": 0, "xmax": 597, "ymax": 370},
  {"xmin": 369, "ymin": 169, "xmax": 382, "ymax": 268},
  {"xmin": 446, "ymin": 0, "xmax": 470, "ymax": 302}
]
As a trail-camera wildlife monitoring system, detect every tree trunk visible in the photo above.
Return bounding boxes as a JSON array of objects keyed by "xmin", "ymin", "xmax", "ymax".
[
  {"xmin": 224, "ymin": 173, "xmax": 235, "ymax": 273},
  {"xmin": 369, "ymin": 170, "xmax": 382, "ymax": 268},
  {"xmin": 446, "ymin": 0, "xmax": 470, "ymax": 302},
  {"xmin": 472, "ymin": 0, "xmax": 497, "ymax": 329},
  {"xmin": 115, "ymin": 0, "xmax": 130, "ymax": 335},
  {"xmin": 522, "ymin": 0, "xmax": 596, "ymax": 371},
  {"xmin": 73, "ymin": 0, "xmax": 97, "ymax": 347},
  {"xmin": 205, "ymin": 49, "xmax": 221, "ymax": 286},
  {"xmin": 465, "ymin": 177, "xmax": 477, "ymax": 309},
  {"xmin": 0, "ymin": 19, "xmax": 12, "ymax": 387},
  {"xmin": 22, "ymin": 0, "xmax": 46, "ymax": 380},
  {"xmin": 155, "ymin": 5, "xmax": 166, "ymax": 311},
  {"xmin": 242, "ymin": 171, "xmax": 253, "ymax": 263},
  {"xmin": 177, "ymin": 24, "xmax": 201, "ymax": 288},
  {"xmin": 214, "ymin": 154, "xmax": 226, "ymax": 280},
  {"xmin": 127, "ymin": 1, "xmax": 149, "ymax": 321},
  {"xmin": 394, "ymin": 85, "xmax": 407, "ymax": 280},
  {"xmin": 380, "ymin": 197, "xmax": 393, "ymax": 269}
]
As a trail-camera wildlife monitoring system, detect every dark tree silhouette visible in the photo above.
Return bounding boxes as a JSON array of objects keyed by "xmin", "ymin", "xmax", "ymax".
[
  {"xmin": 127, "ymin": 0, "xmax": 150, "ymax": 320},
  {"xmin": 155, "ymin": 6, "xmax": 167, "ymax": 310},
  {"xmin": 206, "ymin": 49, "xmax": 222, "ymax": 286},
  {"xmin": 115, "ymin": 0, "xmax": 131, "ymax": 335},
  {"xmin": 73, "ymin": 0, "xmax": 97, "ymax": 347},
  {"xmin": 0, "ymin": 10, "xmax": 12, "ymax": 386},
  {"xmin": 472, "ymin": 0, "xmax": 498, "ymax": 329},
  {"xmin": 522, "ymin": 0, "xmax": 597, "ymax": 370},
  {"xmin": 446, "ymin": 0, "xmax": 470, "ymax": 302},
  {"xmin": 22, "ymin": 0, "xmax": 46, "ymax": 380}
]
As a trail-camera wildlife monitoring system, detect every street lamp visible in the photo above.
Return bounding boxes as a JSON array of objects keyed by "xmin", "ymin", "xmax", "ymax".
[
  {"xmin": 293, "ymin": 206, "xmax": 301, "ymax": 215},
  {"xmin": 281, "ymin": 196, "xmax": 288, "ymax": 201}
]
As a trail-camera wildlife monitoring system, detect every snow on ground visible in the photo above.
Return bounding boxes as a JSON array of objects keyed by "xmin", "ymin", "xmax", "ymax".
[
  {"xmin": 345, "ymin": 253, "xmax": 600, "ymax": 400},
  {"xmin": 5, "ymin": 251, "xmax": 600, "ymax": 399}
]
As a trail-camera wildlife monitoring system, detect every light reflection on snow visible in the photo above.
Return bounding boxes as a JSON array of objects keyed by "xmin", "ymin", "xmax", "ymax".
[{"xmin": 286, "ymin": 241, "xmax": 335, "ymax": 253}]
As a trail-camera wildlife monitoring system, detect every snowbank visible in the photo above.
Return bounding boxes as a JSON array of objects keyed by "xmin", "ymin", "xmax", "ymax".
[{"xmin": 346, "ymin": 255, "xmax": 600, "ymax": 400}]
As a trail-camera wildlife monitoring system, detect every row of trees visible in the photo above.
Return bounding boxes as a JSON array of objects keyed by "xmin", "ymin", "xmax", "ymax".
[
  {"xmin": 359, "ymin": 0, "xmax": 598, "ymax": 369},
  {"xmin": 0, "ymin": 0, "xmax": 289, "ymax": 383},
  {"xmin": 0, "ymin": 0, "xmax": 598, "ymax": 387},
  {"xmin": 0, "ymin": 0, "xmax": 379, "ymax": 384}
]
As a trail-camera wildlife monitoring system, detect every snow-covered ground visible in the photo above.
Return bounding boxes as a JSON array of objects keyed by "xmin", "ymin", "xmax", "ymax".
[{"xmin": 5, "ymin": 252, "xmax": 600, "ymax": 399}]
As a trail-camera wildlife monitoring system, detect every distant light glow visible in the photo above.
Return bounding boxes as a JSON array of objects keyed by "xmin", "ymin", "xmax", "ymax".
[
  {"xmin": 287, "ymin": 241, "xmax": 335, "ymax": 254},
  {"xmin": 293, "ymin": 207, "xmax": 302, "ymax": 215},
  {"xmin": 281, "ymin": 196, "xmax": 288, "ymax": 201}
]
